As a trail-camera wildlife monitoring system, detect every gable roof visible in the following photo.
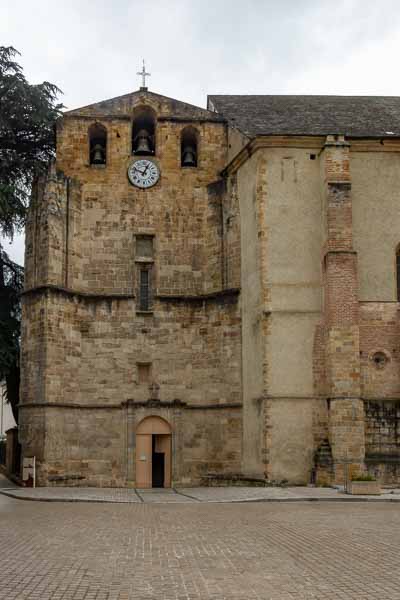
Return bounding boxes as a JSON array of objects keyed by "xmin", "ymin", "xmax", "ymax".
[
  {"xmin": 207, "ymin": 95, "xmax": 400, "ymax": 138},
  {"xmin": 65, "ymin": 89, "xmax": 224, "ymax": 122}
]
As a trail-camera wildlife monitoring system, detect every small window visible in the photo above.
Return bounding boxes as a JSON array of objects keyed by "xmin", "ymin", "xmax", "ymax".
[
  {"xmin": 181, "ymin": 126, "xmax": 198, "ymax": 167},
  {"xmin": 397, "ymin": 249, "xmax": 400, "ymax": 301},
  {"xmin": 138, "ymin": 267, "xmax": 151, "ymax": 311},
  {"xmin": 136, "ymin": 235, "xmax": 154, "ymax": 259},
  {"xmin": 132, "ymin": 107, "xmax": 156, "ymax": 155},
  {"xmin": 137, "ymin": 363, "xmax": 152, "ymax": 384},
  {"xmin": 89, "ymin": 123, "xmax": 107, "ymax": 165}
]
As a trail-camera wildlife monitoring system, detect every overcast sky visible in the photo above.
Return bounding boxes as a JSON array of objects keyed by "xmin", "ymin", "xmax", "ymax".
[{"xmin": 2, "ymin": 0, "xmax": 400, "ymax": 264}]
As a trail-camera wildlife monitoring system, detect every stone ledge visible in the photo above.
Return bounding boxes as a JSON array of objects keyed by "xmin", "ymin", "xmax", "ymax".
[
  {"xmin": 123, "ymin": 399, "xmax": 242, "ymax": 410},
  {"xmin": 21, "ymin": 285, "xmax": 241, "ymax": 304},
  {"xmin": 156, "ymin": 288, "xmax": 240, "ymax": 302},
  {"xmin": 18, "ymin": 402, "xmax": 122, "ymax": 410},
  {"xmin": 18, "ymin": 401, "xmax": 242, "ymax": 411},
  {"xmin": 21, "ymin": 284, "xmax": 135, "ymax": 301},
  {"xmin": 48, "ymin": 474, "xmax": 85, "ymax": 482}
]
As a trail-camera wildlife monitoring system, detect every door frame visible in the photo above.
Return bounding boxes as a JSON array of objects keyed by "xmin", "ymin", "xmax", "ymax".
[{"xmin": 135, "ymin": 416, "xmax": 172, "ymax": 488}]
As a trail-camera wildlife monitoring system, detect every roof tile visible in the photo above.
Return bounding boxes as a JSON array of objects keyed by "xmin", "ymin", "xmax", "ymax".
[{"xmin": 207, "ymin": 95, "xmax": 400, "ymax": 138}]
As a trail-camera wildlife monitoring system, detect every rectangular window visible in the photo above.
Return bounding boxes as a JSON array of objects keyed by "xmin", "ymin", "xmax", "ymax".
[
  {"xmin": 134, "ymin": 234, "xmax": 154, "ymax": 312},
  {"xmin": 139, "ymin": 268, "xmax": 150, "ymax": 311},
  {"xmin": 137, "ymin": 363, "xmax": 151, "ymax": 384}
]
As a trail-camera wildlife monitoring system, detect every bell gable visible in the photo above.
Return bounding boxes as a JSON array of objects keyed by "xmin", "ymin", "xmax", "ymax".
[{"xmin": 65, "ymin": 89, "xmax": 225, "ymax": 123}]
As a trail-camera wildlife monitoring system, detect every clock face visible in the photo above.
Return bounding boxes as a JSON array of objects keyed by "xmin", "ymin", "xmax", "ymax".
[{"xmin": 128, "ymin": 159, "xmax": 160, "ymax": 189}]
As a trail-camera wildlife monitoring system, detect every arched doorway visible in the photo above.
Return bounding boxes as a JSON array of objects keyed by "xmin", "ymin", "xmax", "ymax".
[{"xmin": 135, "ymin": 416, "xmax": 172, "ymax": 488}]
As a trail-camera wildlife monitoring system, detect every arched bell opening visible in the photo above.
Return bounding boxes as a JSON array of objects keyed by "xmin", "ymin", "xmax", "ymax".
[
  {"xmin": 132, "ymin": 107, "xmax": 156, "ymax": 156},
  {"xmin": 88, "ymin": 122, "xmax": 107, "ymax": 165},
  {"xmin": 135, "ymin": 416, "xmax": 172, "ymax": 488},
  {"xmin": 181, "ymin": 126, "xmax": 198, "ymax": 167}
]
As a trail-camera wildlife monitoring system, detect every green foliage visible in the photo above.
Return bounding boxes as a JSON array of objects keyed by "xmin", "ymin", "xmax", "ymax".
[
  {"xmin": 351, "ymin": 473, "xmax": 376, "ymax": 482},
  {"xmin": 0, "ymin": 46, "xmax": 63, "ymax": 238},
  {"xmin": 0, "ymin": 46, "xmax": 62, "ymax": 422},
  {"xmin": 0, "ymin": 249, "xmax": 23, "ymax": 369},
  {"xmin": 0, "ymin": 249, "xmax": 23, "ymax": 422}
]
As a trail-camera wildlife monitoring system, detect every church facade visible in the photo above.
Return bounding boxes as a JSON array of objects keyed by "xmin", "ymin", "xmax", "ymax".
[{"xmin": 19, "ymin": 88, "xmax": 400, "ymax": 487}]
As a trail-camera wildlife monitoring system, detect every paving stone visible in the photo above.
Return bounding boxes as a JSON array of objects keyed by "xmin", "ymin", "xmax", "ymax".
[
  {"xmin": 136, "ymin": 489, "xmax": 197, "ymax": 503},
  {"xmin": 1, "ymin": 494, "xmax": 400, "ymax": 599}
]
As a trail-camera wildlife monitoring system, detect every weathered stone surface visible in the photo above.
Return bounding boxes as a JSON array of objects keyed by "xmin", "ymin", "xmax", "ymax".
[
  {"xmin": 347, "ymin": 480, "xmax": 381, "ymax": 495},
  {"xmin": 19, "ymin": 90, "xmax": 400, "ymax": 487},
  {"xmin": 20, "ymin": 90, "xmax": 242, "ymax": 487}
]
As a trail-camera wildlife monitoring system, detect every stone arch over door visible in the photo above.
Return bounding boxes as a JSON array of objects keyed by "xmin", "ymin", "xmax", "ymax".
[{"xmin": 135, "ymin": 416, "xmax": 172, "ymax": 488}]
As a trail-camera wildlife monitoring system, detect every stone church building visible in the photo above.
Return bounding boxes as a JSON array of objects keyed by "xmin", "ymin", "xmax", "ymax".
[{"xmin": 19, "ymin": 85, "xmax": 400, "ymax": 487}]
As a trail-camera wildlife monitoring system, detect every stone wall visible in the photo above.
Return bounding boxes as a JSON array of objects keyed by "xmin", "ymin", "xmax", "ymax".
[
  {"xmin": 234, "ymin": 141, "xmax": 325, "ymax": 484},
  {"xmin": 235, "ymin": 153, "xmax": 265, "ymax": 478},
  {"xmin": 22, "ymin": 288, "xmax": 241, "ymax": 408},
  {"xmin": 20, "ymin": 90, "xmax": 243, "ymax": 487},
  {"xmin": 230, "ymin": 135, "xmax": 400, "ymax": 486},
  {"xmin": 360, "ymin": 303, "xmax": 400, "ymax": 399},
  {"xmin": 351, "ymin": 148, "xmax": 400, "ymax": 302},
  {"xmin": 128, "ymin": 404, "xmax": 242, "ymax": 487},
  {"xmin": 52, "ymin": 97, "xmax": 228, "ymax": 297},
  {"xmin": 364, "ymin": 400, "xmax": 400, "ymax": 484},
  {"xmin": 19, "ymin": 403, "xmax": 242, "ymax": 487},
  {"xmin": 21, "ymin": 85, "xmax": 400, "ymax": 488},
  {"xmin": 360, "ymin": 303, "xmax": 400, "ymax": 483}
]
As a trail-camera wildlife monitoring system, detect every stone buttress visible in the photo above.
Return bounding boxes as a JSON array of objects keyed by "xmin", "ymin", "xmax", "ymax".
[{"xmin": 322, "ymin": 135, "xmax": 365, "ymax": 483}]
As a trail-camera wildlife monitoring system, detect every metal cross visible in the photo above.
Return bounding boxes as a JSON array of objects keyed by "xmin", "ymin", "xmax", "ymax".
[{"xmin": 137, "ymin": 60, "xmax": 151, "ymax": 89}]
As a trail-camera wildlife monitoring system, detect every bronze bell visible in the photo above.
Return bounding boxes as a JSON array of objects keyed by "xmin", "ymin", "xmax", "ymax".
[
  {"xmin": 135, "ymin": 129, "xmax": 152, "ymax": 154},
  {"xmin": 92, "ymin": 143, "xmax": 105, "ymax": 164},
  {"xmin": 182, "ymin": 145, "xmax": 196, "ymax": 166}
]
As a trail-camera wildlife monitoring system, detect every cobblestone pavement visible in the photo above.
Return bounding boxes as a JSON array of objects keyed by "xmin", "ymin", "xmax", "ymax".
[{"xmin": 1, "ymin": 493, "xmax": 400, "ymax": 600}]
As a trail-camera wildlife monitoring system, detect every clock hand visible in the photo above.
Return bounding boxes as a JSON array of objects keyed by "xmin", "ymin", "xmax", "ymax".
[{"xmin": 134, "ymin": 165, "xmax": 146, "ymax": 175}]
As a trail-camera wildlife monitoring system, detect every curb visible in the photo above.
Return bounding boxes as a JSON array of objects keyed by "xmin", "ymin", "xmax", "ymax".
[
  {"xmin": 0, "ymin": 490, "xmax": 139, "ymax": 504},
  {"xmin": 1, "ymin": 489, "xmax": 400, "ymax": 505}
]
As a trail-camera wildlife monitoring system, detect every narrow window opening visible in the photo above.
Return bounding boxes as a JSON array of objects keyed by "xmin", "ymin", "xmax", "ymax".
[
  {"xmin": 89, "ymin": 123, "xmax": 107, "ymax": 165},
  {"xmin": 181, "ymin": 127, "xmax": 198, "ymax": 167},
  {"xmin": 139, "ymin": 268, "xmax": 150, "ymax": 311},
  {"xmin": 132, "ymin": 107, "xmax": 156, "ymax": 156},
  {"xmin": 135, "ymin": 234, "xmax": 154, "ymax": 313}
]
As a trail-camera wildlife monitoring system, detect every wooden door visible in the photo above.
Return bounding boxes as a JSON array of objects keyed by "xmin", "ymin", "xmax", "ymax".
[{"xmin": 135, "ymin": 434, "xmax": 152, "ymax": 488}]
